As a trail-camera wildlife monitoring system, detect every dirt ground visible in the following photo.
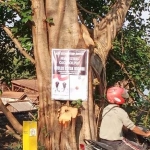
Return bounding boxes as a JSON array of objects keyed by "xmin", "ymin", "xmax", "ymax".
[{"xmin": 0, "ymin": 135, "xmax": 19, "ymax": 149}]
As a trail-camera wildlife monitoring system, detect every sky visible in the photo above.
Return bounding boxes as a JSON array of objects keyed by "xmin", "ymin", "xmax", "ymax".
[{"xmin": 142, "ymin": 11, "xmax": 149, "ymax": 23}]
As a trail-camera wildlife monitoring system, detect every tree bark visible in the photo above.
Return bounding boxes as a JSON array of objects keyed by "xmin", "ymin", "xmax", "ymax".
[{"xmin": 31, "ymin": 0, "xmax": 51, "ymax": 149}]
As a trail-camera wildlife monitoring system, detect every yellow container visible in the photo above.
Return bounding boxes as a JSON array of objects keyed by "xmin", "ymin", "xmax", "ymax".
[{"xmin": 23, "ymin": 121, "xmax": 37, "ymax": 150}]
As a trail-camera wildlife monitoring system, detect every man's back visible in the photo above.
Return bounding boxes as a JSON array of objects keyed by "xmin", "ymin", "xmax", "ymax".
[{"xmin": 99, "ymin": 104, "xmax": 135, "ymax": 140}]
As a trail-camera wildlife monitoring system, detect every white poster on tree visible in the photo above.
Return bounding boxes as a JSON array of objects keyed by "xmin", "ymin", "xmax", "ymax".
[{"xmin": 51, "ymin": 49, "xmax": 89, "ymax": 101}]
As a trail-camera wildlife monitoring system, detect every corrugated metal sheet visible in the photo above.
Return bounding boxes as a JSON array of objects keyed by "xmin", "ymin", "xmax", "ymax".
[
  {"xmin": 6, "ymin": 105, "xmax": 18, "ymax": 112},
  {"xmin": 11, "ymin": 79, "xmax": 38, "ymax": 91},
  {"xmin": 8, "ymin": 101, "xmax": 37, "ymax": 111},
  {"xmin": 1, "ymin": 98, "xmax": 16, "ymax": 105}
]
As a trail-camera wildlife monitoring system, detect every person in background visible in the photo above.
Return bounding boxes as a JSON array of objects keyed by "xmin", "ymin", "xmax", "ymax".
[{"xmin": 99, "ymin": 86, "xmax": 150, "ymax": 150}]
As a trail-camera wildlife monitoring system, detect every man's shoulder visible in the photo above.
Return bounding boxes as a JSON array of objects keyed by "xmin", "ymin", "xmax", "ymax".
[
  {"xmin": 115, "ymin": 106, "xmax": 126, "ymax": 112},
  {"xmin": 114, "ymin": 106, "xmax": 128, "ymax": 117},
  {"xmin": 105, "ymin": 104, "xmax": 127, "ymax": 113}
]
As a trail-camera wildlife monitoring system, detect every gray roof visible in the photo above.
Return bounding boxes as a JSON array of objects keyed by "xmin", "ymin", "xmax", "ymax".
[{"xmin": 8, "ymin": 101, "xmax": 37, "ymax": 111}]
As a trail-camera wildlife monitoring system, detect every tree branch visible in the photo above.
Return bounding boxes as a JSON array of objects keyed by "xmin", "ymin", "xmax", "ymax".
[
  {"xmin": 0, "ymin": 0, "xmax": 4, "ymax": 4},
  {"xmin": 93, "ymin": 0, "xmax": 132, "ymax": 64},
  {"xmin": 110, "ymin": 54, "xmax": 149, "ymax": 101},
  {"xmin": 6, "ymin": 125, "xmax": 21, "ymax": 140},
  {"xmin": 0, "ymin": 0, "xmax": 20, "ymax": 13},
  {"xmin": 2, "ymin": 26, "xmax": 35, "ymax": 64}
]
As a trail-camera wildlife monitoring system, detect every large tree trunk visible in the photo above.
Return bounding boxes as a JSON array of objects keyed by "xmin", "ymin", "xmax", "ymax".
[
  {"xmin": 31, "ymin": 0, "xmax": 95, "ymax": 149},
  {"xmin": 30, "ymin": 0, "xmax": 132, "ymax": 149}
]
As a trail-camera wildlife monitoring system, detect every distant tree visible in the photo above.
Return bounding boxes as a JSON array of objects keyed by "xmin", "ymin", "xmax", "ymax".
[{"xmin": 0, "ymin": 4, "xmax": 35, "ymax": 85}]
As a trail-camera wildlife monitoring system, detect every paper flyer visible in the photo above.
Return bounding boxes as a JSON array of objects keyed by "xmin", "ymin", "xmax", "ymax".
[{"xmin": 51, "ymin": 49, "xmax": 89, "ymax": 101}]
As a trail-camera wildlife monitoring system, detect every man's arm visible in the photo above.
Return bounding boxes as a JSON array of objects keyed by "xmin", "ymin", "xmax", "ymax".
[{"xmin": 132, "ymin": 126, "xmax": 150, "ymax": 137}]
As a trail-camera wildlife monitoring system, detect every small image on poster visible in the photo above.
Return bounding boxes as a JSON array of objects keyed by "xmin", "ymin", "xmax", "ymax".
[
  {"xmin": 69, "ymin": 75, "xmax": 88, "ymax": 100},
  {"xmin": 51, "ymin": 49, "xmax": 89, "ymax": 101},
  {"xmin": 52, "ymin": 74, "xmax": 70, "ymax": 100}
]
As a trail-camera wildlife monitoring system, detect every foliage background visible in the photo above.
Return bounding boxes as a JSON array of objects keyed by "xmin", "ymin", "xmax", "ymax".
[{"xmin": 0, "ymin": 0, "xmax": 150, "ymax": 132}]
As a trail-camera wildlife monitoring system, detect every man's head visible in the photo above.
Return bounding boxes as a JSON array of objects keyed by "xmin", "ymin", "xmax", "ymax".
[{"xmin": 106, "ymin": 87, "xmax": 129, "ymax": 105}]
